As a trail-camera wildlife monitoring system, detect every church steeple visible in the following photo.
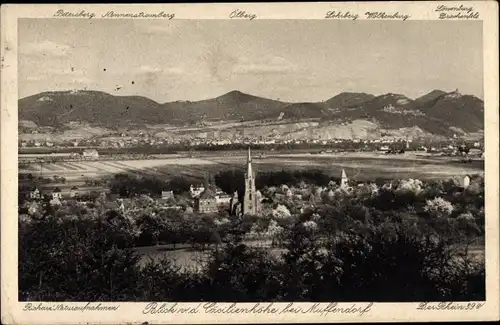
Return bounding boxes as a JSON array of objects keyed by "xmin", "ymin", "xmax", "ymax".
[
  {"xmin": 340, "ymin": 169, "xmax": 348, "ymax": 188},
  {"xmin": 243, "ymin": 147, "xmax": 258, "ymax": 215},
  {"xmin": 246, "ymin": 147, "xmax": 253, "ymax": 179}
]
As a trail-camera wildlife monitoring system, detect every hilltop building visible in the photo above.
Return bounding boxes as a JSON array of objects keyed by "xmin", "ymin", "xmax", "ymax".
[
  {"xmin": 243, "ymin": 147, "xmax": 261, "ymax": 215},
  {"xmin": 340, "ymin": 169, "xmax": 348, "ymax": 189}
]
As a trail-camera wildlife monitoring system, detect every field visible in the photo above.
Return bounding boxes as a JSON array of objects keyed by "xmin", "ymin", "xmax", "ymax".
[
  {"xmin": 134, "ymin": 241, "xmax": 485, "ymax": 274},
  {"xmin": 19, "ymin": 151, "xmax": 484, "ymax": 185}
]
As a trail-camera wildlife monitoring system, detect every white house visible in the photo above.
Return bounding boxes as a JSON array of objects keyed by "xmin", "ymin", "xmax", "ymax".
[
  {"xmin": 161, "ymin": 190, "xmax": 174, "ymax": 200},
  {"xmin": 82, "ymin": 149, "xmax": 99, "ymax": 158},
  {"xmin": 29, "ymin": 187, "xmax": 41, "ymax": 200},
  {"xmin": 215, "ymin": 193, "xmax": 232, "ymax": 205},
  {"xmin": 461, "ymin": 175, "xmax": 471, "ymax": 189}
]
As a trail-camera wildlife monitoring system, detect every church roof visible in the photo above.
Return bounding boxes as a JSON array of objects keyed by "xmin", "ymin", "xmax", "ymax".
[{"xmin": 341, "ymin": 169, "xmax": 347, "ymax": 178}]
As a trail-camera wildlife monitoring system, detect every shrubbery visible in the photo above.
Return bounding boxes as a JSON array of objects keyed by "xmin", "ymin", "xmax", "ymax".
[
  {"xmin": 19, "ymin": 211, "xmax": 484, "ymax": 302},
  {"xmin": 19, "ymin": 172, "xmax": 485, "ymax": 302}
]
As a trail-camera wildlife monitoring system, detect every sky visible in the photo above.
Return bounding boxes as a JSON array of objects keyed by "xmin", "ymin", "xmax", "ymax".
[{"xmin": 18, "ymin": 19, "xmax": 483, "ymax": 103}]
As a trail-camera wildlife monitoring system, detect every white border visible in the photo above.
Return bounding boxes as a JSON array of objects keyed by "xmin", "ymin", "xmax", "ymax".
[{"xmin": 1, "ymin": 2, "xmax": 499, "ymax": 324}]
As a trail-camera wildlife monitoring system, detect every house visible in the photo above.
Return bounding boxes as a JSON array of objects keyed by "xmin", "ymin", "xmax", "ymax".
[
  {"xmin": 190, "ymin": 184, "xmax": 205, "ymax": 198},
  {"xmin": 161, "ymin": 190, "xmax": 174, "ymax": 200},
  {"xmin": 194, "ymin": 187, "xmax": 218, "ymax": 214},
  {"xmin": 29, "ymin": 187, "xmax": 41, "ymax": 200},
  {"xmin": 82, "ymin": 149, "xmax": 99, "ymax": 159},
  {"xmin": 52, "ymin": 187, "xmax": 62, "ymax": 200},
  {"xmin": 215, "ymin": 193, "xmax": 232, "ymax": 205},
  {"xmin": 461, "ymin": 175, "xmax": 471, "ymax": 189},
  {"xmin": 103, "ymin": 201, "xmax": 120, "ymax": 211},
  {"xmin": 229, "ymin": 191, "xmax": 240, "ymax": 215},
  {"xmin": 469, "ymin": 148, "xmax": 482, "ymax": 156},
  {"xmin": 70, "ymin": 186, "xmax": 79, "ymax": 198}
]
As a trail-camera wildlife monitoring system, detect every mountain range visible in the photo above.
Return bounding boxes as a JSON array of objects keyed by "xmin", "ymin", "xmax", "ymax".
[{"xmin": 18, "ymin": 89, "xmax": 484, "ymax": 137}]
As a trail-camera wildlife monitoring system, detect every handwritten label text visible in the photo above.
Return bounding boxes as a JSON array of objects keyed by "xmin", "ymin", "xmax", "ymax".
[
  {"xmin": 365, "ymin": 12, "xmax": 411, "ymax": 21},
  {"xmin": 102, "ymin": 11, "xmax": 175, "ymax": 19},
  {"xmin": 53, "ymin": 10, "xmax": 95, "ymax": 19},
  {"xmin": 23, "ymin": 302, "xmax": 119, "ymax": 312},
  {"xmin": 435, "ymin": 5, "xmax": 479, "ymax": 19},
  {"xmin": 417, "ymin": 302, "xmax": 485, "ymax": 311},
  {"xmin": 325, "ymin": 11, "xmax": 359, "ymax": 20},
  {"xmin": 229, "ymin": 9, "xmax": 257, "ymax": 20},
  {"xmin": 142, "ymin": 302, "xmax": 373, "ymax": 316}
]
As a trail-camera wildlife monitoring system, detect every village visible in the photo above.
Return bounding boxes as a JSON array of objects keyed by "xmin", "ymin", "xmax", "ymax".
[{"xmin": 19, "ymin": 147, "xmax": 479, "ymax": 223}]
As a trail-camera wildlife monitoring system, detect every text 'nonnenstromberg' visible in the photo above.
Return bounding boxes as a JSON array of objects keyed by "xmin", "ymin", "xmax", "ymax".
[{"xmin": 53, "ymin": 9, "xmax": 175, "ymax": 19}]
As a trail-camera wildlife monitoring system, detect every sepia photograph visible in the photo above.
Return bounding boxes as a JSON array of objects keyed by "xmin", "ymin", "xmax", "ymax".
[{"xmin": 1, "ymin": 2, "xmax": 499, "ymax": 324}]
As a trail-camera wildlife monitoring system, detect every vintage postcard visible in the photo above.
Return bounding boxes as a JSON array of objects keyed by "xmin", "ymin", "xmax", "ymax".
[{"xmin": 1, "ymin": 2, "xmax": 499, "ymax": 324}]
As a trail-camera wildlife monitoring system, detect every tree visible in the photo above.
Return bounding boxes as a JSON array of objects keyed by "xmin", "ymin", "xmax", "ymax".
[
  {"xmin": 266, "ymin": 220, "xmax": 284, "ymax": 247},
  {"xmin": 424, "ymin": 197, "xmax": 454, "ymax": 219},
  {"xmin": 272, "ymin": 204, "xmax": 291, "ymax": 219},
  {"xmin": 19, "ymin": 216, "xmax": 141, "ymax": 301}
]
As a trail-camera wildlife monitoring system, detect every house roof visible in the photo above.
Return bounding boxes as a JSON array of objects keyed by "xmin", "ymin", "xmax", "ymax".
[
  {"xmin": 199, "ymin": 187, "xmax": 216, "ymax": 199},
  {"xmin": 53, "ymin": 187, "xmax": 61, "ymax": 192},
  {"xmin": 71, "ymin": 186, "xmax": 79, "ymax": 190},
  {"xmin": 103, "ymin": 201, "xmax": 120, "ymax": 210}
]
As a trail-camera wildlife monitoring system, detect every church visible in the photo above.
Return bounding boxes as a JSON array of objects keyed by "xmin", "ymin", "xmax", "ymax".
[{"xmin": 243, "ymin": 147, "xmax": 261, "ymax": 215}]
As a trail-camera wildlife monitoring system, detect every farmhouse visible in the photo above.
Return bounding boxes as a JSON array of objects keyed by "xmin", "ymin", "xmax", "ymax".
[{"xmin": 83, "ymin": 149, "xmax": 99, "ymax": 159}]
